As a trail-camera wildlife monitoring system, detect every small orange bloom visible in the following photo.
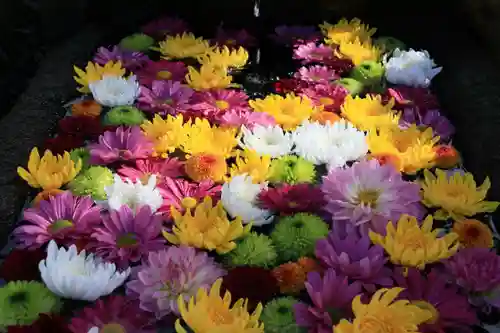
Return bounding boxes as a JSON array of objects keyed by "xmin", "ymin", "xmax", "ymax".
[
  {"xmin": 311, "ymin": 111, "xmax": 341, "ymax": 125},
  {"xmin": 32, "ymin": 189, "xmax": 65, "ymax": 207},
  {"xmin": 452, "ymin": 219, "xmax": 494, "ymax": 248},
  {"xmin": 433, "ymin": 145, "xmax": 460, "ymax": 169},
  {"xmin": 272, "ymin": 257, "xmax": 320, "ymax": 294},
  {"xmin": 184, "ymin": 153, "xmax": 227, "ymax": 183},
  {"xmin": 297, "ymin": 257, "xmax": 322, "ymax": 273},
  {"xmin": 370, "ymin": 153, "xmax": 402, "ymax": 171},
  {"xmin": 71, "ymin": 100, "xmax": 102, "ymax": 118}
]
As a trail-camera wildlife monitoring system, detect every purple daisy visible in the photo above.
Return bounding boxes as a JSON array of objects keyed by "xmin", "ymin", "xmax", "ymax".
[
  {"xmin": 136, "ymin": 60, "xmax": 188, "ymax": 87},
  {"xmin": 293, "ymin": 42, "xmax": 335, "ymax": 64},
  {"xmin": 294, "ymin": 269, "xmax": 362, "ymax": 333},
  {"xmin": 217, "ymin": 108, "xmax": 276, "ymax": 129},
  {"xmin": 88, "ymin": 126, "xmax": 154, "ymax": 165},
  {"xmin": 93, "ymin": 45, "xmax": 150, "ymax": 71},
  {"xmin": 270, "ymin": 25, "xmax": 321, "ymax": 46},
  {"xmin": 315, "ymin": 229, "xmax": 392, "ymax": 291},
  {"xmin": 13, "ymin": 191, "xmax": 101, "ymax": 249},
  {"xmin": 213, "ymin": 26, "xmax": 257, "ymax": 48},
  {"xmin": 141, "ymin": 16, "xmax": 189, "ymax": 39},
  {"xmin": 399, "ymin": 108, "xmax": 455, "ymax": 142},
  {"xmin": 137, "ymin": 80, "xmax": 194, "ymax": 115},
  {"xmin": 321, "ymin": 158, "xmax": 424, "ymax": 234},
  {"xmin": 300, "ymin": 83, "xmax": 348, "ymax": 112},
  {"xmin": 190, "ymin": 89, "xmax": 250, "ymax": 119},
  {"xmin": 294, "ymin": 65, "xmax": 339, "ymax": 84},
  {"xmin": 126, "ymin": 246, "xmax": 226, "ymax": 319}
]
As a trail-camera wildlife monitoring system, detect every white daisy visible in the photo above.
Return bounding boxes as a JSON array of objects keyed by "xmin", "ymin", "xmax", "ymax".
[
  {"xmin": 239, "ymin": 125, "xmax": 293, "ymax": 157},
  {"xmin": 384, "ymin": 49, "xmax": 442, "ymax": 88},
  {"xmin": 89, "ymin": 75, "xmax": 140, "ymax": 107}
]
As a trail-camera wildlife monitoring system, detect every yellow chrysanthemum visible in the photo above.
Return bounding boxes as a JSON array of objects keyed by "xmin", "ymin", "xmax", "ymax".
[
  {"xmin": 185, "ymin": 153, "xmax": 227, "ymax": 183},
  {"xmin": 182, "ymin": 118, "xmax": 239, "ymax": 158},
  {"xmin": 157, "ymin": 32, "xmax": 212, "ymax": 59},
  {"xmin": 249, "ymin": 94, "xmax": 318, "ymax": 131},
  {"xmin": 163, "ymin": 196, "xmax": 251, "ymax": 254},
  {"xmin": 198, "ymin": 46, "xmax": 249, "ymax": 70},
  {"xmin": 175, "ymin": 279, "xmax": 264, "ymax": 333},
  {"xmin": 186, "ymin": 65, "xmax": 235, "ymax": 91},
  {"xmin": 420, "ymin": 169, "xmax": 500, "ymax": 221},
  {"xmin": 320, "ymin": 18, "xmax": 376, "ymax": 45},
  {"xmin": 334, "ymin": 288, "xmax": 432, "ymax": 333},
  {"xmin": 73, "ymin": 61, "xmax": 125, "ymax": 93},
  {"xmin": 17, "ymin": 148, "xmax": 82, "ymax": 191},
  {"xmin": 229, "ymin": 149, "xmax": 271, "ymax": 183},
  {"xmin": 336, "ymin": 38, "xmax": 381, "ymax": 66},
  {"xmin": 369, "ymin": 214, "xmax": 459, "ymax": 270},
  {"xmin": 140, "ymin": 114, "xmax": 189, "ymax": 158},
  {"xmin": 340, "ymin": 95, "xmax": 400, "ymax": 131}
]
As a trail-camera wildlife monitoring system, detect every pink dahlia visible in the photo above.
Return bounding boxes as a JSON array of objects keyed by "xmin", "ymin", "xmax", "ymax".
[
  {"xmin": 137, "ymin": 80, "xmax": 194, "ymax": 115},
  {"xmin": 257, "ymin": 184, "xmax": 326, "ymax": 216},
  {"xmin": 190, "ymin": 89, "xmax": 250, "ymax": 119},
  {"xmin": 321, "ymin": 159, "xmax": 424, "ymax": 234},
  {"xmin": 393, "ymin": 268, "xmax": 477, "ymax": 333},
  {"xmin": 13, "ymin": 191, "xmax": 101, "ymax": 249},
  {"xmin": 93, "ymin": 45, "xmax": 149, "ymax": 71},
  {"xmin": 88, "ymin": 126, "xmax": 153, "ymax": 165},
  {"xmin": 213, "ymin": 26, "xmax": 257, "ymax": 48},
  {"xmin": 217, "ymin": 108, "xmax": 276, "ymax": 129},
  {"xmin": 294, "ymin": 269, "xmax": 362, "ymax": 333},
  {"xmin": 126, "ymin": 246, "xmax": 226, "ymax": 318},
  {"xmin": 300, "ymin": 83, "xmax": 348, "ymax": 112},
  {"xmin": 141, "ymin": 16, "xmax": 189, "ymax": 39},
  {"xmin": 68, "ymin": 295, "xmax": 154, "ymax": 333},
  {"xmin": 135, "ymin": 60, "xmax": 188, "ymax": 87},
  {"xmin": 294, "ymin": 65, "xmax": 339, "ymax": 84},
  {"xmin": 293, "ymin": 42, "xmax": 335, "ymax": 64},
  {"xmin": 315, "ymin": 229, "xmax": 392, "ymax": 291},
  {"xmin": 117, "ymin": 157, "xmax": 184, "ymax": 186}
]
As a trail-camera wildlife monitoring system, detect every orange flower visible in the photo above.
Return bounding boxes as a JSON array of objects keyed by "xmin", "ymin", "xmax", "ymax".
[
  {"xmin": 71, "ymin": 100, "xmax": 102, "ymax": 118},
  {"xmin": 433, "ymin": 145, "xmax": 460, "ymax": 169},
  {"xmin": 452, "ymin": 219, "xmax": 494, "ymax": 248},
  {"xmin": 297, "ymin": 257, "xmax": 321, "ymax": 273},
  {"xmin": 32, "ymin": 189, "xmax": 65, "ymax": 207},
  {"xmin": 272, "ymin": 257, "xmax": 320, "ymax": 294},
  {"xmin": 184, "ymin": 153, "xmax": 227, "ymax": 183},
  {"xmin": 370, "ymin": 153, "xmax": 402, "ymax": 171},
  {"xmin": 310, "ymin": 111, "xmax": 341, "ymax": 125}
]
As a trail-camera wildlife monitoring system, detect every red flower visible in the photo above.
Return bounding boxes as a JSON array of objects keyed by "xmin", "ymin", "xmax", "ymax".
[
  {"xmin": 0, "ymin": 248, "xmax": 46, "ymax": 282},
  {"xmin": 323, "ymin": 57, "xmax": 354, "ymax": 75},
  {"xmin": 58, "ymin": 116, "xmax": 104, "ymax": 140},
  {"xmin": 274, "ymin": 78, "xmax": 309, "ymax": 94},
  {"xmin": 257, "ymin": 184, "xmax": 326, "ymax": 216},
  {"xmin": 7, "ymin": 314, "xmax": 70, "ymax": 333},
  {"xmin": 44, "ymin": 134, "xmax": 85, "ymax": 155}
]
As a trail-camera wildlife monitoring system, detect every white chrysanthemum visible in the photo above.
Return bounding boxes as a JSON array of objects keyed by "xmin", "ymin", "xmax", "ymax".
[
  {"xmin": 87, "ymin": 328, "xmax": 99, "ymax": 333},
  {"xmin": 221, "ymin": 174, "xmax": 273, "ymax": 226},
  {"xmin": 239, "ymin": 125, "xmax": 293, "ymax": 157},
  {"xmin": 384, "ymin": 48, "xmax": 442, "ymax": 88},
  {"xmin": 89, "ymin": 75, "xmax": 140, "ymax": 107},
  {"xmin": 102, "ymin": 174, "xmax": 163, "ymax": 213},
  {"xmin": 292, "ymin": 119, "xmax": 368, "ymax": 168},
  {"xmin": 39, "ymin": 240, "xmax": 130, "ymax": 301}
]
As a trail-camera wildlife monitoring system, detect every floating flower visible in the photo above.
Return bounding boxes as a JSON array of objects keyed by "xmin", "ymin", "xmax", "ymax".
[
  {"xmin": 433, "ymin": 144, "xmax": 461, "ymax": 168},
  {"xmin": 336, "ymin": 38, "xmax": 381, "ymax": 66},
  {"xmin": 89, "ymin": 75, "xmax": 140, "ymax": 107},
  {"xmin": 369, "ymin": 214, "xmax": 459, "ymax": 270},
  {"xmin": 126, "ymin": 246, "xmax": 225, "ymax": 318},
  {"xmin": 68, "ymin": 166, "xmax": 114, "ymax": 200},
  {"xmin": 229, "ymin": 149, "xmax": 271, "ymax": 184},
  {"xmin": 190, "ymin": 89, "xmax": 249, "ymax": 119},
  {"xmin": 103, "ymin": 106, "xmax": 147, "ymax": 126},
  {"xmin": 71, "ymin": 100, "xmax": 102, "ymax": 118},
  {"xmin": 340, "ymin": 94, "xmax": 400, "ymax": 131},
  {"xmin": 385, "ymin": 49, "xmax": 442, "ymax": 88},
  {"xmin": 118, "ymin": 157, "xmax": 184, "ymax": 185},
  {"xmin": 14, "ymin": 191, "xmax": 101, "ymax": 249},
  {"xmin": 91, "ymin": 205, "xmax": 165, "ymax": 266},
  {"xmin": 198, "ymin": 46, "xmax": 249, "ymax": 70},
  {"xmin": 141, "ymin": 16, "xmax": 189, "ymax": 38},
  {"xmin": 350, "ymin": 60, "xmax": 384, "ymax": 87},
  {"xmin": 293, "ymin": 42, "xmax": 335, "ymax": 64},
  {"xmin": 300, "ymin": 83, "xmax": 348, "ymax": 112},
  {"xmin": 185, "ymin": 65, "xmax": 234, "ymax": 91},
  {"xmin": 386, "ymin": 85, "xmax": 440, "ymax": 111},
  {"xmin": 213, "ymin": 27, "xmax": 256, "ymax": 48},
  {"xmin": 239, "ymin": 125, "xmax": 293, "ymax": 158},
  {"xmin": 320, "ymin": 18, "xmax": 376, "ymax": 45},
  {"xmin": 420, "ymin": 169, "xmax": 500, "ymax": 221},
  {"xmin": 136, "ymin": 60, "xmax": 188, "ymax": 86},
  {"xmin": 272, "ymin": 258, "xmax": 320, "ymax": 294},
  {"xmin": 184, "ymin": 153, "xmax": 227, "ymax": 183},
  {"xmin": 224, "ymin": 232, "xmax": 277, "ymax": 268},
  {"xmin": 262, "ymin": 297, "xmax": 303, "ymax": 333},
  {"xmin": 17, "ymin": 148, "xmax": 82, "ymax": 191},
  {"xmin": 268, "ymin": 155, "xmax": 316, "ymax": 185},
  {"xmin": 163, "ymin": 196, "xmax": 251, "ymax": 254},
  {"xmin": 399, "ymin": 108, "xmax": 455, "ymax": 142},
  {"xmin": 137, "ymin": 80, "xmax": 194, "ymax": 115},
  {"xmin": 73, "ymin": 61, "xmax": 125, "ymax": 93},
  {"xmin": 221, "ymin": 174, "xmax": 273, "ymax": 226},
  {"xmin": 294, "ymin": 65, "xmax": 339, "ymax": 84},
  {"xmin": 249, "ymin": 94, "xmax": 318, "ymax": 130},
  {"xmin": 321, "ymin": 158, "xmax": 423, "ymax": 234},
  {"xmin": 140, "ymin": 114, "xmax": 188, "ymax": 158},
  {"xmin": 88, "ymin": 126, "xmax": 153, "ymax": 165},
  {"xmin": 119, "ymin": 33, "xmax": 154, "ymax": 52},
  {"xmin": 94, "ymin": 45, "xmax": 149, "ymax": 71},
  {"xmin": 257, "ymin": 183, "xmax": 325, "ymax": 216},
  {"xmin": 218, "ymin": 109, "xmax": 276, "ymax": 129},
  {"xmin": 39, "ymin": 241, "xmax": 130, "ymax": 301},
  {"xmin": 58, "ymin": 116, "xmax": 104, "ymax": 140},
  {"xmin": 452, "ymin": 219, "xmax": 494, "ymax": 248},
  {"xmin": 157, "ymin": 32, "xmax": 211, "ymax": 59},
  {"xmin": 0, "ymin": 248, "xmax": 46, "ymax": 282}
]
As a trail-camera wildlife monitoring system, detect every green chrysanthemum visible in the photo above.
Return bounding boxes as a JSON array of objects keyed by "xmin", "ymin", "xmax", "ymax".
[
  {"xmin": 335, "ymin": 78, "xmax": 364, "ymax": 96},
  {"xmin": 119, "ymin": 33, "xmax": 155, "ymax": 52},
  {"xmin": 0, "ymin": 281, "xmax": 60, "ymax": 328},
  {"xmin": 70, "ymin": 148, "xmax": 91, "ymax": 170},
  {"xmin": 374, "ymin": 36, "xmax": 406, "ymax": 54},
  {"xmin": 349, "ymin": 61, "xmax": 384, "ymax": 87},
  {"xmin": 103, "ymin": 106, "xmax": 147, "ymax": 126},
  {"xmin": 271, "ymin": 213, "xmax": 329, "ymax": 262},
  {"xmin": 68, "ymin": 166, "xmax": 113, "ymax": 200},
  {"xmin": 225, "ymin": 232, "xmax": 278, "ymax": 268},
  {"xmin": 261, "ymin": 297, "xmax": 305, "ymax": 333},
  {"xmin": 268, "ymin": 155, "xmax": 316, "ymax": 185}
]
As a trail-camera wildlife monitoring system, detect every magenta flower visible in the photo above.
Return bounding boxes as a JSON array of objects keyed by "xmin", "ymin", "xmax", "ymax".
[
  {"xmin": 126, "ymin": 246, "xmax": 226, "ymax": 318},
  {"xmin": 217, "ymin": 108, "xmax": 276, "ymax": 129},
  {"xmin": 137, "ymin": 80, "xmax": 194, "ymax": 115},
  {"xmin": 315, "ymin": 229, "xmax": 392, "ymax": 291},
  {"xmin": 88, "ymin": 126, "xmax": 153, "ymax": 165},
  {"xmin": 393, "ymin": 268, "xmax": 478, "ymax": 333},
  {"xmin": 117, "ymin": 157, "xmax": 184, "ymax": 186},
  {"xmin": 141, "ymin": 16, "xmax": 189, "ymax": 38},
  {"xmin": 190, "ymin": 89, "xmax": 250, "ymax": 119},
  {"xmin": 270, "ymin": 25, "xmax": 321, "ymax": 46},
  {"xmin": 400, "ymin": 108, "xmax": 455, "ymax": 142},
  {"xmin": 294, "ymin": 269, "xmax": 362, "ymax": 333},
  {"xmin": 300, "ymin": 83, "xmax": 348, "ymax": 112},
  {"xmin": 213, "ymin": 26, "xmax": 257, "ymax": 48},
  {"xmin": 136, "ymin": 60, "xmax": 188, "ymax": 86},
  {"xmin": 93, "ymin": 45, "xmax": 149, "ymax": 71},
  {"xmin": 321, "ymin": 159, "xmax": 424, "ymax": 234},
  {"xmin": 13, "ymin": 191, "xmax": 101, "ymax": 249},
  {"xmin": 293, "ymin": 42, "xmax": 335, "ymax": 64},
  {"xmin": 294, "ymin": 65, "xmax": 339, "ymax": 84}
]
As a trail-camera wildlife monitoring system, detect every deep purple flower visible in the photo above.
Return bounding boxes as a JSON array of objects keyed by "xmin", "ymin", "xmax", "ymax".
[
  {"xmin": 300, "ymin": 83, "xmax": 348, "ymax": 112},
  {"xmin": 136, "ymin": 60, "xmax": 188, "ymax": 87},
  {"xmin": 93, "ymin": 45, "xmax": 150, "ymax": 71},
  {"xmin": 270, "ymin": 25, "xmax": 321, "ymax": 46},
  {"xmin": 88, "ymin": 126, "xmax": 153, "ymax": 165},
  {"xmin": 141, "ymin": 16, "xmax": 189, "ymax": 38},
  {"xmin": 213, "ymin": 26, "xmax": 257, "ymax": 48},
  {"xmin": 137, "ymin": 80, "xmax": 194, "ymax": 115},
  {"xmin": 386, "ymin": 86, "xmax": 440, "ymax": 111},
  {"xmin": 399, "ymin": 108, "xmax": 455, "ymax": 142},
  {"xmin": 293, "ymin": 42, "xmax": 335, "ymax": 64}
]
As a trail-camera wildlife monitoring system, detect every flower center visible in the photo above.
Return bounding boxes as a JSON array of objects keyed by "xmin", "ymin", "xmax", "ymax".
[
  {"xmin": 319, "ymin": 97, "xmax": 334, "ymax": 105},
  {"xmin": 310, "ymin": 75, "xmax": 322, "ymax": 81},
  {"xmin": 181, "ymin": 196, "xmax": 198, "ymax": 209},
  {"xmin": 163, "ymin": 98, "xmax": 174, "ymax": 105},
  {"xmin": 157, "ymin": 70, "xmax": 172, "ymax": 80},
  {"xmin": 215, "ymin": 100, "xmax": 230, "ymax": 110},
  {"xmin": 116, "ymin": 232, "xmax": 139, "ymax": 248},
  {"xmin": 226, "ymin": 39, "xmax": 236, "ymax": 45},
  {"xmin": 81, "ymin": 100, "xmax": 93, "ymax": 107},
  {"xmin": 48, "ymin": 219, "xmax": 74, "ymax": 234},
  {"xmin": 357, "ymin": 315, "xmax": 396, "ymax": 333},
  {"xmin": 292, "ymin": 220, "xmax": 304, "ymax": 228},
  {"xmin": 355, "ymin": 189, "xmax": 380, "ymax": 207},
  {"xmin": 101, "ymin": 323, "xmax": 127, "ymax": 333},
  {"xmin": 8, "ymin": 291, "xmax": 28, "ymax": 304},
  {"xmin": 288, "ymin": 201, "xmax": 299, "ymax": 208},
  {"xmin": 412, "ymin": 301, "xmax": 439, "ymax": 324},
  {"xmin": 118, "ymin": 150, "xmax": 133, "ymax": 160},
  {"xmin": 465, "ymin": 226, "xmax": 481, "ymax": 239},
  {"xmin": 208, "ymin": 307, "xmax": 233, "ymax": 325}
]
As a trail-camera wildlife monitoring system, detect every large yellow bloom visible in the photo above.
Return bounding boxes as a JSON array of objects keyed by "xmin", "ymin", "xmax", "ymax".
[
  {"xmin": 334, "ymin": 288, "xmax": 432, "ymax": 333},
  {"xmin": 369, "ymin": 215, "xmax": 459, "ymax": 270},
  {"xmin": 336, "ymin": 38, "xmax": 381, "ymax": 66},
  {"xmin": 141, "ymin": 114, "xmax": 189, "ymax": 158},
  {"xmin": 340, "ymin": 95, "xmax": 400, "ymax": 131},
  {"xmin": 182, "ymin": 118, "xmax": 239, "ymax": 158},
  {"xmin": 73, "ymin": 61, "xmax": 125, "ymax": 93},
  {"xmin": 198, "ymin": 46, "xmax": 249, "ymax": 70},
  {"xmin": 229, "ymin": 149, "xmax": 271, "ymax": 183},
  {"xmin": 320, "ymin": 18, "xmax": 376, "ymax": 45},
  {"xmin": 420, "ymin": 169, "xmax": 500, "ymax": 221},
  {"xmin": 368, "ymin": 125, "xmax": 439, "ymax": 174},
  {"xmin": 18, "ymin": 148, "xmax": 82, "ymax": 190},
  {"xmin": 163, "ymin": 196, "xmax": 251, "ymax": 254},
  {"xmin": 186, "ymin": 65, "xmax": 235, "ymax": 91},
  {"xmin": 249, "ymin": 94, "xmax": 318, "ymax": 131},
  {"xmin": 157, "ymin": 32, "xmax": 212, "ymax": 59},
  {"xmin": 175, "ymin": 279, "xmax": 264, "ymax": 333}
]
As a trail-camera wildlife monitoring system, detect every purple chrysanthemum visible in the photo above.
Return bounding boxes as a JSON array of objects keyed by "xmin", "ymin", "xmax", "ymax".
[
  {"xmin": 213, "ymin": 26, "xmax": 257, "ymax": 48},
  {"xmin": 270, "ymin": 25, "xmax": 321, "ymax": 46},
  {"xmin": 217, "ymin": 108, "xmax": 276, "ymax": 129},
  {"xmin": 294, "ymin": 269, "xmax": 362, "ymax": 333},
  {"xmin": 321, "ymin": 159, "xmax": 424, "ymax": 234},
  {"xmin": 293, "ymin": 42, "xmax": 335, "ymax": 64},
  {"xmin": 13, "ymin": 191, "xmax": 101, "ymax": 249},
  {"xmin": 88, "ymin": 126, "xmax": 153, "ymax": 165},
  {"xmin": 315, "ymin": 229, "xmax": 392, "ymax": 291},
  {"xmin": 93, "ymin": 45, "xmax": 150, "ymax": 71},
  {"xmin": 141, "ymin": 16, "xmax": 189, "ymax": 38},
  {"xmin": 294, "ymin": 65, "xmax": 339, "ymax": 84},
  {"xmin": 90, "ymin": 205, "xmax": 165, "ymax": 267},
  {"xmin": 136, "ymin": 60, "xmax": 188, "ymax": 87},
  {"xmin": 126, "ymin": 246, "xmax": 226, "ymax": 318},
  {"xmin": 190, "ymin": 89, "xmax": 250, "ymax": 119},
  {"xmin": 137, "ymin": 80, "xmax": 194, "ymax": 115},
  {"xmin": 386, "ymin": 86, "xmax": 440, "ymax": 111},
  {"xmin": 300, "ymin": 83, "xmax": 348, "ymax": 112},
  {"xmin": 399, "ymin": 108, "xmax": 455, "ymax": 142}
]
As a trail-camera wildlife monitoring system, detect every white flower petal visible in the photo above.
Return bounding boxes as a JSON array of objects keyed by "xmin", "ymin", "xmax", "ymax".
[
  {"xmin": 384, "ymin": 49, "xmax": 442, "ymax": 88},
  {"xmin": 239, "ymin": 125, "xmax": 293, "ymax": 157},
  {"xmin": 89, "ymin": 75, "xmax": 140, "ymax": 107}
]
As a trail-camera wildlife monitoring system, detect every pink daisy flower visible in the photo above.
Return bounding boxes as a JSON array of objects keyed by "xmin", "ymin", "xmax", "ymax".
[
  {"xmin": 117, "ymin": 157, "xmax": 184, "ymax": 186},
  {"xmin": 293, "ymin": 42, "xmax": 335, "ymax": 64},
  {"xmin": 300, "ymin": 83, "xmax": 348, "ymax": 112},
  {"xmin": 190, "ymin": 89, "xmax": 250, "ymax": 119},
  {"xmin": 217, "ymin": 109, "xmax": 276, "ymax": 129},
  {"xmin": 294, "ymin": 65, "xmax": 339, "ymax": 84},
  {"xmin": 136, "ymin": 60, "xmax": 188, "ymax": 87},
  {"xmin": 137, "ymin": 80, "xmax": 194, "ymax": 115}
]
